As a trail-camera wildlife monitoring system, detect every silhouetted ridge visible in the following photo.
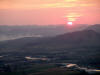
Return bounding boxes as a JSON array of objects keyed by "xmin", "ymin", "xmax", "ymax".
[
  {"xmin": 52, "ymin": 30, "xmax": 100, "ymax": 44},
  {"xmin": 0, "ymin": 29, "xmax": 100, "ymax": 67},
  {"xmin": 86, "ymin": 24, "xmax": 100, "ymax": 33}
]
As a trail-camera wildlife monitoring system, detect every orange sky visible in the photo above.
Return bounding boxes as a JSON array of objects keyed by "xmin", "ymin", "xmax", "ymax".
[{"xmin": 0, "ymin": 0, "xmax": 100, "ymax": 25}]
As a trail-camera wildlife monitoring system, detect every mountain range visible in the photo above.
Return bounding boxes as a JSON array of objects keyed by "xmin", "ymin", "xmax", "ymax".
[
  {"xmin": 0, "ymin": 24, "xmax": 100, "ymax": 68},
  {"xmin": 0, "ymin": 24, "xmax": 89, "ymax": 41}
]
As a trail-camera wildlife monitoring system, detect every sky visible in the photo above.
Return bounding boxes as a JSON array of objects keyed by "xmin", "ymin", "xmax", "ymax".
[{"xmin": 0, "ymin": 0, "xmax": 100, "ymax": 25}]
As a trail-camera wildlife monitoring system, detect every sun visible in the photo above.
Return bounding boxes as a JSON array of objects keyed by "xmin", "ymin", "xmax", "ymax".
[{"xmin": 67, "ymin": 22, "xmax": 73, "ymax": 26}]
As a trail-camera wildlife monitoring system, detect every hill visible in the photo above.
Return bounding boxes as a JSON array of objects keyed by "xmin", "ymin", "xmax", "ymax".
[
  {"xmin": 0, "ymin": 25, "xmax": 67, "ymax": 41},
  {"xmin": 0, "ymin": 24, "xmax": 89, "ymax": 41},
  {"xmin": 0, "ymin": 30, "xmax": 100, "ymax": 68}
]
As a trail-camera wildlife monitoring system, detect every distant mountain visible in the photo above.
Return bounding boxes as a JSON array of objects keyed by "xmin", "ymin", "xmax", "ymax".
[
  {"xmin": 86, "ymin": 24, "xmax": 100, "ymax": 33},
  {"xmin": 1, "ymin": 30, "xmax": 100, "ymax": 49},
  {"xmin": 0, "ymin": 25, "xmax": 68, "ymax": 41},
  {"xmin": 0, "ymin": 25, "xmax": 88, "ymax": 41},
  {"xmin": 0, "ymin": 29, "xmax": 100, "ymax": 67},
  {"xmin": 54, "ymin": 30, "xmax": 100, "ymax": 43},
  {"xmin": 0, "ymin": 24, "xmax": 99, "ymax": 41}
]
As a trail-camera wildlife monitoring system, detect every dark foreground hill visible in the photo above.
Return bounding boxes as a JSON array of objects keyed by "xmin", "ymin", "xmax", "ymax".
[{"xmin": 0, "ymin": 30, "xmax": 100, "ymax": 68}]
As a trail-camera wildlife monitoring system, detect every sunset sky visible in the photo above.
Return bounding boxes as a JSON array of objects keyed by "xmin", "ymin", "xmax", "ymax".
[{"xmin": 0, "ymin": 0, "xmax": 100, "ymax": 25}]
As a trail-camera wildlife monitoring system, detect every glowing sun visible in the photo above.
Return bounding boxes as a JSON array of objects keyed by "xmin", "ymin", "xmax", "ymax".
[{"xmin": 67, "ymin": 22, "xmax": 73, "ymax": 26}]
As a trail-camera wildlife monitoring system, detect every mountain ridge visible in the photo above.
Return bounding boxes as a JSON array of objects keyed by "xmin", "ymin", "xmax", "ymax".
[{"xmin": 0, "ymin": 29, "xmax": 100, "ymax": 67}]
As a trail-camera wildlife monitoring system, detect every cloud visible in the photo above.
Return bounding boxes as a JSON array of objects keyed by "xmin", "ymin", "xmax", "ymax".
[
  {"xmin": 0, "ymin": 0, "xmax": 99, "ymax": 9},
  {"xmin": 64, "ymin": 13, "xmax": 82, "ymax": 21}
]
